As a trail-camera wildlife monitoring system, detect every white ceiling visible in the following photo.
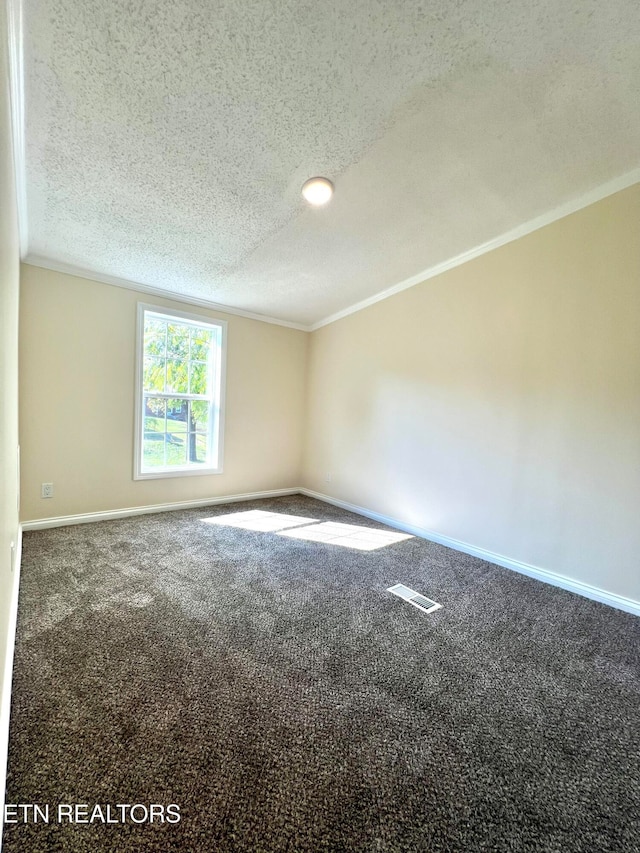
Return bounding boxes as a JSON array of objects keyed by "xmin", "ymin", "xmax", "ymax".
[{"xmin": 19, "ymin": 0, "xmax": 640, "ymax": 327}]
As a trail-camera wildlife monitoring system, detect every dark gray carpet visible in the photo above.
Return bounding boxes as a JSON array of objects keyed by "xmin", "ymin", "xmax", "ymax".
[{"xmin": 3, "ymin": 495, "xmax": 640, "ymax": 852}]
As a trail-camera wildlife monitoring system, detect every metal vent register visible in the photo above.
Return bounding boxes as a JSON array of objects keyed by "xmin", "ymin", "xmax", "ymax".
[{"xmin": 387, "ymin": 583, "xmax": 442, "ymax": 614}]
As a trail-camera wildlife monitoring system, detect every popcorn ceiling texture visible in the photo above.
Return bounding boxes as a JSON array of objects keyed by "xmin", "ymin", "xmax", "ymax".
[{"xmin": 24, "ymin": 0, "xmax": 640, "ymax": 324}]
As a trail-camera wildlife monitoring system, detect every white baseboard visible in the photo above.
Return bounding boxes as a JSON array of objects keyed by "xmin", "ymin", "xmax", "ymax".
[
  {"xmin": 0, "ymin": 526, "xmax": 22, "ymax": 851},
  {"xmin": 21, "ymin": 488, "xmax": 301, "ymax": 531},
  {"xmin": 20, "ymin": 486, "xmax": 640, "ymax": 616},
  {"xmin": 300, "ymin": 488, "xmax": 640, "ymax": 617}
]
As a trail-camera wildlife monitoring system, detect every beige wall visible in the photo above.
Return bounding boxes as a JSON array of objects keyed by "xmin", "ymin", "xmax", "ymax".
[
  {"xmin": 20, "ymin": 265, "xmax": 308, "ymax": 520},
  {"xmin": 303, "ymin": 185, "xmax": 640, "ymax": 603},
  {"xmin": 0, "ymin": 0, "xmax": 21, "ymax": 813}
]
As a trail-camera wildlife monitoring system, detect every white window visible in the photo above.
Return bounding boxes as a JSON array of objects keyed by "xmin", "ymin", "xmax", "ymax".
[{"xmin": 134, "ymin": 303, "xmax": 226, "ymax": 479}]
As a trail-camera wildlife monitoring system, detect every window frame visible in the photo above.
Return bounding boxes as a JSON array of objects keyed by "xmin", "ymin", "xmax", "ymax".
[{"xmin": 133, "ymin": 302, "xmax": 227, "ymax": 480}]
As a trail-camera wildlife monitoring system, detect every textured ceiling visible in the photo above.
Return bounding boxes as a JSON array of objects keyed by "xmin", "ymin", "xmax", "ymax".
[{"xmin": 22, "ymin": 0, "xmax": 640, "ymax": 325}]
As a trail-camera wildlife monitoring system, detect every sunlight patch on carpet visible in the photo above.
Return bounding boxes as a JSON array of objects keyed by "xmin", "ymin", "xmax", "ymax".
[
  {"xmin": 278, "ymin": 521, "xmax": 413, "ymax": 551},
  {"xmin": 201, "ymin": 510, "xmax": 317, "ymax": 532}
]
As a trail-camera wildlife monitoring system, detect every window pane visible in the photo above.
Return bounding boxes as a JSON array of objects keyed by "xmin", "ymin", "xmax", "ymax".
[
  {"xmin": 191, "ymin": 327, "xmax": 213, "ymax": 361},
  {"xmin": 187, "ymin": 433, "xmax": 208, "ymax": 464},
  {"xmin": 189, "ymin": 361, "xmax": 209, "ymax": 395},
  {"xmin": 143, "ymin": 436, "xmax": 167, "ymax": 468},
  {"xmin": 166, "ymin": 398, "xmax": 187, "ymax": 465},
  {"xmin": 167, "ymin": 324, "xmax": 189, "ymax": 358},
  {"xmin": 143, "ymin": 397, "xmax": 167, "ymax": 469},
  {"xmin": 144, "ymin": 318, "xmax": 166, "ymax": 357},
  {"xmin": 144, "ymin": 397, "xmax": 166, "ymax": 431},
  {"xmin": 190, "ymin": 400, "xmax": 210, "ymax": 433},
  {"xmin": 143, "ymin": 356, "xmax": 166, "ymax": 393},
  {"xmin": 166, "ymin": 399, "xmax": 188, "ymax": 434},
  {"xmin": 166, "ymin": 359, "xmax": 188, "ymax": 393},
  {"xmin": 166, "ymin": 436, "xmax": 187, "ymax": 466}
]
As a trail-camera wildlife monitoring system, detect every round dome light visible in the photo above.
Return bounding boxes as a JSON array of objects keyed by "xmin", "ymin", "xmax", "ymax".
[{"xmin": 301, "ymin": 177, "xmax": 334, "ymax": 206}]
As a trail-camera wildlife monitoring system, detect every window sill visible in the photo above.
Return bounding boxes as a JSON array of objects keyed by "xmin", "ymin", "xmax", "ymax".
[{"xmin": 134, "ymin": 465, "xmax": 223, "ymax": 481}]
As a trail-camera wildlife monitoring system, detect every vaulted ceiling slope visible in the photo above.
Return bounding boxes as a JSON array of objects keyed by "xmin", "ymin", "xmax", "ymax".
[{"xmin": 17, "ymin": 0, "xmax": 640, "ymax": 326}]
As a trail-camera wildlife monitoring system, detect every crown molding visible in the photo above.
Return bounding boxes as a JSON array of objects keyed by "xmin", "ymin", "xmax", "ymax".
[
  {"xmin": 6, "ymin": 0, "xmax": 28, "ymax": 256},
  {"xmin": 309, "ymin": 167, "xmax": 640, "ymax": 331},
  {"xmin": 22, "ymin": 256, "xmax": 311, "ymax": 331},
  {"xmin": 20, "ymin": 166, "xmax": 640, "ymax": 335},
  {"xmin": 27, "ymin": 159, "xmax": 639, "ymax": 336}
]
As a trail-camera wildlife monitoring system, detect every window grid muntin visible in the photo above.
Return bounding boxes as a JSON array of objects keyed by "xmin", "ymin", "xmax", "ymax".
[
  {"xmin": 143, "ymin": 315, "xmax": 214, "ymax": 398},
  {"xmin": 139, "ymin": 308, "xmax": 222, "ymax": 475}
]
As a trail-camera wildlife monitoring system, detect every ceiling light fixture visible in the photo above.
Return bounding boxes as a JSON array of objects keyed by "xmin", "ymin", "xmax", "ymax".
[{"xmin": 301, "ymin": 177, "xmax": 334, "ymax": 206}]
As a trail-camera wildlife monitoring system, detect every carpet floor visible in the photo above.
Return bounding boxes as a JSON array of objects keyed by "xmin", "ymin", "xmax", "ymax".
[{"xmin": 3, "ymin": 495, "xmax": 639, "ymax": 852}]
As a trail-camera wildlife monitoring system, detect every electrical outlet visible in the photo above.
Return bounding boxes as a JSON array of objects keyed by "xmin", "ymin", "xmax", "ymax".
[
  {"xmin": 325, "ymin": 472, "xmax": 332, "ymax": 483},
  {"xmin": 41, "ymin": 482, "xmax": 54, "ymax": 499}
]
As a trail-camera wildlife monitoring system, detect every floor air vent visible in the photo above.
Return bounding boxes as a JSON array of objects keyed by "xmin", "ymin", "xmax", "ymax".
[{"xmin": 387, "ymin": 583, "xmax": 442, "ymax": 614}]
